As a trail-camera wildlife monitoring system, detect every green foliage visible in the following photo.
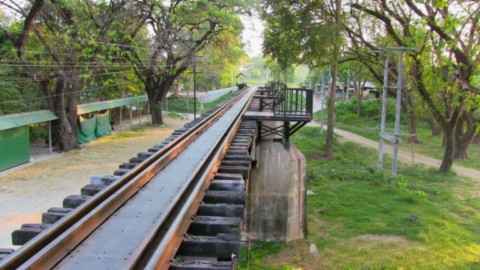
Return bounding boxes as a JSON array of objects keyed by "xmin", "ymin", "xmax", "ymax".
[
  {"xmin": 167, "ymin": 112, "xmax": 182, "ymax": 119},
  {"xmin": 0, "ymin": 81, "xmax": 27, "ymax": 115},
  {"xmin": 29, "ymin": 124, "xmax": 47, "ymax": 143},
  {"xmin": 163, "ymin": 91, "xmax": 235, "ymax": 114},
  {"xmin": 203, "ymin": 91, "xmax": 236, "ymax": 112},
  {"xmin": 319, "ymin": 98, "xmax": 397, "ymax": 124},
  {"xmin": 238, "ymin": 242, "xmax": 287, "ymax": 270}
]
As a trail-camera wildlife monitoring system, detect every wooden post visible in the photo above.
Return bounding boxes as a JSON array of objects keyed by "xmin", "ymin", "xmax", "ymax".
[
  {"xmin": 129, "ymin": 104, "xmax": 133, "ymax": 127},
  {"xmin": 48, "ymin": 121, "xmax": 52, "ymax": 155},
  {"xmin": 120, "ymin": 106, "xmax": 123, "ymax": 130},
  {"xmin": 138, "ymin": 102, "xmax": 142, "ymax": 124}
]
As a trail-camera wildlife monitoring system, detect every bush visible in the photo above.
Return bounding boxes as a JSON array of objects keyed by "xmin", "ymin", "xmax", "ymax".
[
  {"xmin": 335, "ymin": 98, "xmax": 398, "ymax": 122},
  {"xmin": 29, "ymin": 124, "xmax": 47, "ymax": 143}
]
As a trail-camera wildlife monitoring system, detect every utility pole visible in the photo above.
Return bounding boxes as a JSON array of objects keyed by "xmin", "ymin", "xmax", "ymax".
[
  {"xmin": 193, "ymin": 53, "xmax": 197, "ymax": 120},
  {"xmin": 377, "ymin": 54, "xmax": 390, "ymax": 172},
  {"xmin": 346, "ymin": 68, "xmax": 350, "ymax": 102},
  {"xmin": 391, "ymin": 47, "xmax": 413, "ymax": 177},
  {"xmin": 376, "ymin": 47, "xmax": 415, "ymax": 185},
  {"xmin": 320, "ymin": 70, "xmax": 326, "ymax": 134}
]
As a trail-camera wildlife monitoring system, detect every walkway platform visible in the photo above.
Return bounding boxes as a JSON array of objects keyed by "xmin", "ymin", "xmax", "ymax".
[
  {"xmin": 244, "ymin": 84, "xmax": 313, "ymax": 142},
  {"xmin": 244, "ymin": 111, "xmax": 311, "ymax": 122}
]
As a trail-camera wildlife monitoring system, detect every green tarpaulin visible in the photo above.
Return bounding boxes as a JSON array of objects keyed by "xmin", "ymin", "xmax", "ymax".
[
  {"xmin": 78, "ymin": 114, "xmax": 97, "ymax": 144},
  {"xmin": 96, "ymin": 111, "xmax": 111, "ymax": 137},
  {"xmin": 78, "ymin": 111, "xmax": 111, "ymax": 144}
]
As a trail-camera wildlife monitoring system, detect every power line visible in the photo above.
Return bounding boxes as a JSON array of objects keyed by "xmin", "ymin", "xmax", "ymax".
[{"xmin": 0, "ymin": 70, "xmax": 165, "ymax": 106}]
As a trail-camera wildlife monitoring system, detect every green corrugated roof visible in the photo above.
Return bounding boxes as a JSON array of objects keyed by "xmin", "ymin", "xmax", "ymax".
[
  {"xmin": 77, "ymin": 95, "xmax": 148, "ymax": 114},
  {"xmin": 0, "ymin": 110, "xmax": 58, "ymax": 131}
]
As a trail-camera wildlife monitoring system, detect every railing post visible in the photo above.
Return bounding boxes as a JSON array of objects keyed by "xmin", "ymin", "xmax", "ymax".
[{"xmin": 306, "ymin": 89, "xmax": 313, "ymax": 115}]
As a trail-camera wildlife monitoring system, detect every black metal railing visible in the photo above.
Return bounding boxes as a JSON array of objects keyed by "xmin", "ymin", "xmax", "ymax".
[
  {"xmin": 259, "ymin": 82, "xmax": 287, "ymax": 97},
  {"xmin": 274, "ymin": 88, "xmax": 313, "ymax": 117}
]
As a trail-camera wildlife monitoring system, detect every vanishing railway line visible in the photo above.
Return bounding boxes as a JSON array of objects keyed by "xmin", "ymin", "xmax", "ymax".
[{"xmin": 0, "ymin": 87, "xmax": 257, "ymax": 270}]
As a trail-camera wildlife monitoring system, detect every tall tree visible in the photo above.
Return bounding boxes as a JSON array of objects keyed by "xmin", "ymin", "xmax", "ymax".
[
  {"xmin": 121, "ymin": 0, "xmax": 249, "ymax": 125},
  {"xmin": 0, "ymin": 0, "xmax": 137, "ymax": 150},
  {"xmin": 0, "ymin": 0, "xmax": 82, "ymax": 150},
  {"xmin": 349, "ymin": 0, "xmax": 480, "ymax": 173},
  {"xmin": 261, "ymin": 0, "xmax": 344, "ymax": 159}
]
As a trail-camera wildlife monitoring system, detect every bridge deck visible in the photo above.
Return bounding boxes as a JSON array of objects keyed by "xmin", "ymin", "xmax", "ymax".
[
  {"xmin": 243, "ymin": 111, "xmax": 311, "ymax": 122},
  {"xmin": 52, "ymin": 89, "xmax": 255, "ymax": 269}
]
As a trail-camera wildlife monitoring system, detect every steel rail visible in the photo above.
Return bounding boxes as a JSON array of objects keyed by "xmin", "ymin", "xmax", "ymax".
[
  {"xmin": 142, "ymin": 87, "xmax": 255, "ymax": 269},
  {"xmin": 0, "ymin": 88, "xmax": 252, "ymax": 270}
]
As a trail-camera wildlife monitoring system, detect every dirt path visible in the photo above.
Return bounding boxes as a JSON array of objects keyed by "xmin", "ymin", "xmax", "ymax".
[
  {"xmin": 307, "ymin": 121, "xmax": 480, "ymax": 181},
  {"xmin": 0, "ymin": 117, "xmax": 188, "ymax": 248}
]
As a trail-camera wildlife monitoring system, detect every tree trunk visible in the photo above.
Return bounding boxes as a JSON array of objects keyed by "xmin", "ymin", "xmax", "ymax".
[
  {"xmin": 402, "ymin": 87, "xmax": 419, "ymax": 144},
  {"xmin": 426, "ymin": 118, "xmax": 442, "ymax": 136},
  {"xmin": 406, "ymin": 100, "xmax": 420, "ymax": 144},
  {"xmin": 325, "ymin": 0, "xmax": 341, "ymax": 160},
  {"xmin": 407, "ymin": 114, "xmax": 419, "ymax": 144},
  {"xmin": 453, "ymin": 112, "xmax": 476, "ymax": 160},
  {"xmin": 149, "ymin": 94, "xmax": 163, "ymax": 125},
  {"xmin": 355, "ymin": 80, "xmax": 363, "ymax": 116},
  {"xmin": 53, "ymin": 78, "xmax": 78, "ymax": 151},
  {"xmin": 439, "ymin": 123, "xmax": 455, "ymax": 173},
  {"xmin": 454, "ymin": 137, "xmax": 471, "ymax": 160},
  {"xmin": 67, "ymin": 79, "xmax": 81, "ymax": 149},
  {"xmin": 325, "ymin": 76, "xmax": 336, "ymax": 159},
  {"xmin": 473, "ymin": 133, "xmax": 480, "ymax": 145}
]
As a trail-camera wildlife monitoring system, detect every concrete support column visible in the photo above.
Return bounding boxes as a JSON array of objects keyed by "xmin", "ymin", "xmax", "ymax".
[{"xmin": 246, "ymin": 141, "xmax": 307, "ymax": 242}]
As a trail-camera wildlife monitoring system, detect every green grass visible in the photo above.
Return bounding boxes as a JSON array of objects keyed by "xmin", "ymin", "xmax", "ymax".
[
  {"xmin": 162, "ymin": 91, "xmax": 236, "ymax": 114},
  {"xmin": 109, "ymin": 127, "xmax": 146, "ymax": 140},
  {"xmin": 239, "ymin": 127, "xmax": 480, "ymax": 269},
  {"xmin": 314, "ymin": 99, "xmax": 480, "ymax": 171},
  {"xmin": 167, "ymin": 111, "xmax": 183, "ymax": 119}
]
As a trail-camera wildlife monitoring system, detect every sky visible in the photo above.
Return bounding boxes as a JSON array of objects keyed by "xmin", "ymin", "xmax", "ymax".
[{"xmin": 241, "ymin": 13, "xmax": 265, "ymax": 58}]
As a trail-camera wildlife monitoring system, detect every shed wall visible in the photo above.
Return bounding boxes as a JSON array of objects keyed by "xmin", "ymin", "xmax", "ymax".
[{"xmin": 0, "ymin": 127, "xmax": 30, "ymax": 171}]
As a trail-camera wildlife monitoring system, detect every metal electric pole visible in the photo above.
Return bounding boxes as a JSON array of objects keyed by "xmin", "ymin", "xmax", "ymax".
[
  {"xmin": 320, "ymin": 70, "xmax": 326, "ymax": 134},
  {"xmin": 377, "ymin": 54, "xmax": 390, "ymax": 172},
  {"xmin": 193, "ymin": 54, "xmax": 197, "ymax": 120},
  {"xmin": 391, "ymin": 49, "xmax": 404, "ymax": 177},
  {"xmin": 377, "ymin": 47, "xmax": 416, "ymax": 183}
]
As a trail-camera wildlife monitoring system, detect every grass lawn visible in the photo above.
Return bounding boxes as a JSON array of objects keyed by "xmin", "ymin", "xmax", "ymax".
[
  {"xmin": 162, "ymin": 91, "xmax": 236, "ymax": 114},
  {"xmin": 239, "ymin": 127, "xmax": 480, "ymax": 269},
  {"xmin": 313, "ymin": 99, "xmax": 480, "ymax": 171}
]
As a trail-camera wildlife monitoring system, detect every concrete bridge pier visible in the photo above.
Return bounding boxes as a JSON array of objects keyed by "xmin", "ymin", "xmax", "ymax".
[{"xmin": 246, "ymin": 141, "xmax": 307, "ymax": 242}]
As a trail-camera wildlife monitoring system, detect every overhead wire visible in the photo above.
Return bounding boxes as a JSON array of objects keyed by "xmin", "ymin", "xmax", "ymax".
[
  {"xmin": 0, "ymin": 25, "xmax": 239, "ymax": 108},
  {"xmin": 0, "ymin": 69, "xmax": 165, "ymax": 106}
]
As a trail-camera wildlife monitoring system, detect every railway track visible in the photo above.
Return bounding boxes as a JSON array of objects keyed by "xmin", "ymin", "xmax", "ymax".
[{"xmin": 0, "ymin": 86, "xmax": 257, "ymax": 270}]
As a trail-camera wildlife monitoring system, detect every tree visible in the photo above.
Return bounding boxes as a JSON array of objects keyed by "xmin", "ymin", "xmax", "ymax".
[
  {"xmin": 261, "ymin": 0, "xmax": 344, "ymax": 160},
  {"xmin": 349, "ymin": 0, "xmax": 480, "ymax": 173},
  {"xmin": 0, "ymin": 0, "xmax": 139, "ymax": 150},
  {"xmin": 0, "ymin": 0, "xmax": 82, "ymax": 150},
  {"xmin": 121, "ymin": 0, "xmax": 250, "ymax": 125}
]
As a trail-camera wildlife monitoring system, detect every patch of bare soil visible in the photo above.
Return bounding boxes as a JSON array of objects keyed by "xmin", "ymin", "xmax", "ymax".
[
  {"xmin": 0, "ymin": 117, "xmax": 187, "ymax": 248},
  {"xmin": 262, "ymin": 239, "xmax": 324, "ymax": 270},
  {"xmin": 351, "ymin": 234, "xmax": 409, "ymax": 244}
]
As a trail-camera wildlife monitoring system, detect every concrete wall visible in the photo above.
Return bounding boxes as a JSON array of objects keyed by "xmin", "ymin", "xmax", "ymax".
[
  {"xmin": 246, "ymin": 141, "xmax": 307, "ymax": 242},
  {"xmin": 173, "ymin": 87, "xmax": 238, "ymax": 103}
]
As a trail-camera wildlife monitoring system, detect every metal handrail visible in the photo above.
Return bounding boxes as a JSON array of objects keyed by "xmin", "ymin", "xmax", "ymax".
[{"xmin": 274, "ymin": 88, "xmax": 313, "ymax": 117}]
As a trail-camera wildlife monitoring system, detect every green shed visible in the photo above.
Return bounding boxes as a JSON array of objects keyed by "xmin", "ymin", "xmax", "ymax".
[{"xmin": 0, "ymin": 110, "xmax": 58, "ymax": 172}]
